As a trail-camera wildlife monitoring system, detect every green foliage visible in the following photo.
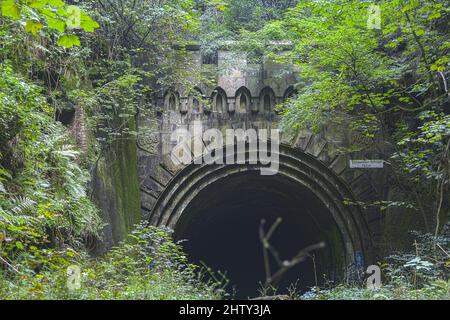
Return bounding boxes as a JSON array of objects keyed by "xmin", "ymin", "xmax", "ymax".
[
  {"xmin": 382, "ymin": 227, "xmax": 450, "ymax": 287},
  {"xmin": 302, "ymin": 227, "xmax": 450, "ymax": 300},
  {"xmin": 395, "ymin": 112, "xmax": 450, "ymax": 179},
  {"xmin": 0, "ymin": 224, "xmax": 222, "ymax": 300},
  {"xmin": 269, "ymin": 1, "xmax": 398, "ymax": 134},
  {"xmin": 222, "ymin": 0, "xmax": 298, "ymax": 32},
  {"xmin": 250, "ymin": 0, "xmax": 449, "ymax": 140},
  {"xmin": 0, "ymin": 63, "xmax": 102, "ymax": 268},
  {"xmin": 301, "ymin": 280, "xmax": 449, "ymax": 300},
  {"xmin": 195, "ymin": 0, "xmax": 299, "ymax": 62},
  {"xmin": 0, "ymin": 64, "xmax": 44, "ymax": 146},
  {"xmin": 78, "ymin": 224, "xmax": 222, "ymax": 300},
  {"xmin": 1, "ymin": 0, "xmax": 447, "ymax": 300},
  {"xmin": 243, "ymin": 0, "xmax": 450, "ymax": 234},
  {"xmin": 71, "ymin": 73, "xmax": 143, "ymax": 154},
  {"xmin": 0, "ymin": 1, "xmax": 221, "ymax": 300},
  {"xmin": 0, "ymin": 0, "xmax": 99, "ymax": 47}
]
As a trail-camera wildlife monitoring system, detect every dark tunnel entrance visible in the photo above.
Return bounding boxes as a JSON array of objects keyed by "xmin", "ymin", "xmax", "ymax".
[{"xmin": 174, "ymin": 171, "xmax": 347, "ymax": 299}]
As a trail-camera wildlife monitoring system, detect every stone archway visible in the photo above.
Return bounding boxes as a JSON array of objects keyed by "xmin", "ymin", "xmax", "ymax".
[
  {"xmin": 147, "ymin": 142, "xmax": 373, "ymax": 297},
  {"xmin": 136, "ymin": 45, "xmax": 383, "ymax": 297}
]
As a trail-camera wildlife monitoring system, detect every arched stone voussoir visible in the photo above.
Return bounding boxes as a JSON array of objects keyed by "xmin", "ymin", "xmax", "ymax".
[{"xmin": 149, "ymin": 143, "xmax": 375, "ymax": 267}]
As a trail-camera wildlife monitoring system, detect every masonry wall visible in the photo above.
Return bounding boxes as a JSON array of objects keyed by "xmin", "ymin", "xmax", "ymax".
[{"xmin": 136, "ymin": 47, "xmax": 390, "ymax": 260}]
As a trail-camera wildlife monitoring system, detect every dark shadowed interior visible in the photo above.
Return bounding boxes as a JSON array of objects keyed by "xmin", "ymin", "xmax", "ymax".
[{"xmin": 174, "ymin": 171, "xmax": 346, "ymax": 299}]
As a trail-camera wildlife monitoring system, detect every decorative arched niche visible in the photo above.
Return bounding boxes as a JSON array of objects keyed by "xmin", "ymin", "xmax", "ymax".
[
  {"xmin": 283, "ymin": 86, "xmax": 297, "ymax": 101},
  {"xmin": 235, "ymin": 87, "xmax": 252, "ymax": 114},
  {"xmin": 164, "ymin": 90, "xmax": 180, "ymax": 111},
  {"xmin": 259, "ymin": 87, "xmax": 276, "ymax": 113},
  {"xmin": 211, "ymin": 87, "xmax": 227, "ymax": 113},
  {"xmin": 189, "ymin": 87, "xmax": 204, "ymax": 114}
]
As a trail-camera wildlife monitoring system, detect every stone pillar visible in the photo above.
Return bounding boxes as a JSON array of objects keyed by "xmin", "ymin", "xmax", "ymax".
[
  {"xmin": 251, "ymin": 100, "xmax": 259, "ymax": 113},
  {"xmin": 180, "ymin": 98, "xmax": 188, "ymax": 114},
  {"xmin": 228, "ymin": 99, "xmax": 236, "ymax": 114}
]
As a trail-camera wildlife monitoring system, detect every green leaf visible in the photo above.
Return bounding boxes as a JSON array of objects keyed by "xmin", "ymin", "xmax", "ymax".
[
  {"xmin": 415, "ymin": 29, "xmax": 425, "ymax": 36},
  {"xmin": 1, "ymin": 0, "xmax": 21, "ymax": 20},
  {"xmin": 57, "ymin": 34, "xmax": 80, "ymax": 48},
  {"xmin": 56, "ymin": 7, "xmax": 65, "ymax": 16},
  {"xmin": 80, "ymin": 12, "xmax": 99, "ymax": 32},
  {"xmin": 47, "ymin": 16, "xmax": 65, "ymax": 32},
  {"xmin": 28, "ymin": 0, "xmax": 47, "ymax": 9},
  {"xmin": 65, "ymin": 5, "xmax": 81, "ymax": 29},
  {"xmin": 47, "ymin": 0, "xmax": 64, "ymax": 7},
  {"xmin": 25, "ymin": 20, "xmax": 44, "ymax": 34}
]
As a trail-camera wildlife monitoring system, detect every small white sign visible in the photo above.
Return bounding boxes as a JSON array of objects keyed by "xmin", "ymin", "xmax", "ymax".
[{"xmin": 349, "ymin": 160, "xmax": 384, "ymax": 169}]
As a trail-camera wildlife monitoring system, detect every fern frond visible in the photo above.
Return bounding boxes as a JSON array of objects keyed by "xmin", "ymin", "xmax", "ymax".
[
  {"xmin": 11, "ymin": 196, "xmax": 36, "ymax": 215},
  {"xmin": 52, "ymin": 149, "xmax": 80, "ymax": 160},
  {"xmin": 0, "ymin": 208, "xmax": 37, "ymax": 226}
]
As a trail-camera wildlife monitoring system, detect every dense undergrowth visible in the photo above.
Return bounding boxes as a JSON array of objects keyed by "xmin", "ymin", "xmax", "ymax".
[
  {"xmin": 0, "ymin": 223, "xmax": 222, "ymax": 300},
  {"xmin": 0, "ymin": 63, "xmax": 102, "ymax": 250},
  {"xmin": 302, "ymin": 281, "xmax": 449, "ymax": 300},
  {"xmin": 302, "ymin": 227, "xmax": 450, "ymax": 300}
]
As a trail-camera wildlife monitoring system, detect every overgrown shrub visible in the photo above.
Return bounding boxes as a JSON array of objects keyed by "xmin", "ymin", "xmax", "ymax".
[
  {"xmin": 0, "ymin": 63, "xmax": 102, "ymax": 272},
  {"xmin": 302, "ymin": 226, "xmax": 450, "ymax": 300},
  {"xmin": 0, "ymin": 223, "xmax": 222, "ymax": 300}
]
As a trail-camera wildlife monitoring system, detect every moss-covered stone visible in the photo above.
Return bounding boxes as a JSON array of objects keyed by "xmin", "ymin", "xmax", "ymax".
[{"xmin": 91, "ymin": 117, "xmax": 141, "ymax": 252}]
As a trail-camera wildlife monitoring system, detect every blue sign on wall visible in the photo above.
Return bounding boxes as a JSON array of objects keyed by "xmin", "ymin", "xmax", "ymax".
[{"xmin": 355, "ymin": 251, "xmax": 364, "ymax": 269}]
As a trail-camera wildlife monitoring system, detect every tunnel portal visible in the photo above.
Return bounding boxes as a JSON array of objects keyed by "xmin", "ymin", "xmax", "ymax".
[
  {"xmin": 139, "ymin": 46, "xmax": 378, "ymax": 298},
  {"xmin": 148, "ymin": 145, "xmax": 372, "ymax": 298},
  {"xmin": 175, "ymin": 171, "xmax": 344, "ymax": 298}
]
